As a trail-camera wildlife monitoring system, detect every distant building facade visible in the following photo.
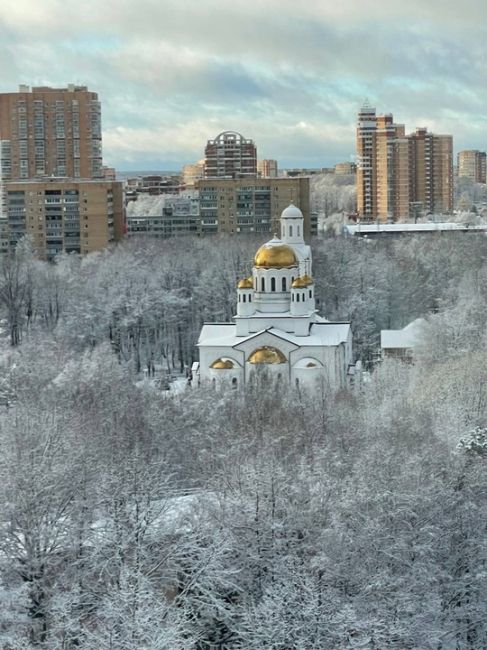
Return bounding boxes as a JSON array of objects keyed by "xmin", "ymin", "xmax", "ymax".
[
  {"xmin": 334, "ymin": 162, "xmax": 357, "ymax": 175},
  {"xmin": 127, "ymin": 195, "xmax": 200, "ymax": 238},
  {"xmin": 204, "ymin": 131, "xmax": 257, "ymax": 179},
  {"xmin": 182, "ymin": 160, "xmax": 205, "ymax": 187},
  {"xmin": 196, "ymin": 177, "xmax": 314, "ymax": 237},
  {"xmin": 356, "ymin": 104, "xmax": 453, "ymax": 221},
  {"xmin": 5, "ymin": 179, "xmax": 124, "ymax": 259},
  {"xmin": 257, "ymin": 159, "xmax": 278, "ymax": 178},
  {"xmin": 457, "ymin": 150, "xmax": 486, "ymax": 183}
]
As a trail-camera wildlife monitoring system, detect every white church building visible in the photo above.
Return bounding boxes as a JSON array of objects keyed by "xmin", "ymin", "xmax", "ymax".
[{"xmin": 196, "ymin": 204, "xmax": 353, "ymax": 389}]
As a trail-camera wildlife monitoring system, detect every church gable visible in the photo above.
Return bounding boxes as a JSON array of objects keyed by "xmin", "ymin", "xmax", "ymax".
[{"xmin": 233, "ymin": 329, "xmax": 298, "ymax": 361}]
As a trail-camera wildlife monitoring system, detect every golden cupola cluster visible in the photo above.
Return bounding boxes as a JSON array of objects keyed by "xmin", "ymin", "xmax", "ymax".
[
  {"xmin": 254, "ymin": 241, "xmax": 297, "ymax": 269},
  {"xmin": 248, "ymin": 346, "xmax": 287, "ymax": 364},
  {"xmin": 291, "ymin": 275, "xmax": 313, "ymax": 288},
  {"xmin": 210, "ymin": 358, "xmax": 235, "ymax": 369},
  {"xmin": 237, "ymin": 277, "xmax": 253, "ymax": 289}
]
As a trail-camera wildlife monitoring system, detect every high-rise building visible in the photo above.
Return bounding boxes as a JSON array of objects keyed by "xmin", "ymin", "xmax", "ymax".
[
  {"xmin": 0, "ymin": 84, "xmax": 103, "ymax": 181},
  {"xmin": 409, "ymin": 128, "xmax": 453, "ymax": 215},
  {"xmin": 0, "ymin": 85, "xmax": 126, "ymax": 256},
  {"xmin": 5, "ymin": 179, "xmax": 123, "ymax": 259},
  {"xmin": 257, "ymin": 159, "xmax": 278, "ymax": 178},
  {"xmin": 356, "ymin": 104, "xmax": 453, "ymax": 221},
  {"xmin": 457, "ymin": 150, "xmax": 486, "ymax": 183},
  {"xmin": 204, "ymin": 131, "xmax": 257, "ymax": 179},
  {"xmin": 196, "ymin": 177, "xmax": 313, "ymax": 237}
]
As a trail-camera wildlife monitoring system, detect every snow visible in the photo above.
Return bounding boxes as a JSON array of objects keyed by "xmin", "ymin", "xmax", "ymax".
[{"xmin": 381, "ymin": 318, "xmax": 426, "ymax": 349}]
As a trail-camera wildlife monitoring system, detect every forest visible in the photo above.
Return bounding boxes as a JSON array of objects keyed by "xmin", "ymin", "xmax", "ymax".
[{"xmin": 0, "ymin": 231, "xmax": 486, "ymax": 648}]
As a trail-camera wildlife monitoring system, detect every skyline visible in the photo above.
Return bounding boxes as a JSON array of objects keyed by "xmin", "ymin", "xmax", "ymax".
[{"xmin": 1, "ymin": 0, "xmax": 486, "ymax": 170}]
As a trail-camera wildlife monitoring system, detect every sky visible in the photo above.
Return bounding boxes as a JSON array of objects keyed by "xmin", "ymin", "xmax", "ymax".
[{"xmin": 1, "ymin": 0, "xmax": 486, "ymax": 171}]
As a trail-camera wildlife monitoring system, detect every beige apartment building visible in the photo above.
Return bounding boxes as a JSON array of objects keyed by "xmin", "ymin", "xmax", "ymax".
[
  {"xmin": 257, "ymin": 159, "xmax": 278, "ymax": 178},
  {"xmin": 196, "ymin": 177, "xmax": 314, "ymax": 237},
  {"xmin": 409, "ymin": 128, "xmax": 453, "ymax": 214},
  {"xmin": 457, "ymin": 149, "xmax": 486, "ymax": 183},
  {"xmin": 0, "ymin": 84, "xmax": 102, "ymax": 180},
  {"xmin": 5, "ymin": 179, "xmax": 124, "ymax": 259},
  {"xmin": 0, "ymin": 85, "xmax": 124, "ymax": 256},
  {"xmin": 356, "ymin": 104, "xmax": 453, "ymax": 221}
]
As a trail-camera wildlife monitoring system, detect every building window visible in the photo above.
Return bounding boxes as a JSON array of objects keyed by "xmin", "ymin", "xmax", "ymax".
[
  {"xmin": 282, "ymin": 277, "xmax": 286, "ymax": 291},
  {"xmin": 289, "ymin": 225, "xmax": 293, "ymax": 237},
  {"xmin": 261, "ymin": 277, "xmax": 265, "ymax": 292},
  {"xmin": 271, "ymin": 277, "xmax": 276, "ymax": 292},
  {"xmin": 297, "ymin": 294, "xmax": 300, "ymax": 302},
  {"xmin": 243, "ymin": 294, "xmax": 246, "ymax": 303},
  {"xmin": 249, "ymin": 295, "xmax": 252, "ymax": 302},
  {"xmin": 309, "ymin": 290, "xmax": 312, "ymax": 298},
  {"xmin": 297, "ymin": 225, "xmax": 300, "ymax": 236}
]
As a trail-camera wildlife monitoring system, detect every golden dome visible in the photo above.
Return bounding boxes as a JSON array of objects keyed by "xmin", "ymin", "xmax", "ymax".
[
  {"xmin": 302, "ymin": 274, "xmax": 313, "ymax": 285},
  {"xmin": 237, "ymin": 277, "xmax": 253, "ymax": 289},
  {"xmin": 248, "ymin": 346, "xmax": 287, "ymax": 364},
  {"xmin": 254, "ymin": 242, "xmax": 297, "ymax": 269},
  {"xmin": 306, "ymin": 362, "xmax": 317, "ymax": 368},
  {"xmin": 291, "ymin": 276, "xmax": 308, "ymax": 288},
  {"xmin": 210, "ymin": 358, "xmax": 235, "ymax": 369}
]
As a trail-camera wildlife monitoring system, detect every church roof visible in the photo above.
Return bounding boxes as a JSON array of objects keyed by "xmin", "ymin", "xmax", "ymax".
[{"xmin": 198, "ymin": 322, "xmax": 351, "ymax": 349}]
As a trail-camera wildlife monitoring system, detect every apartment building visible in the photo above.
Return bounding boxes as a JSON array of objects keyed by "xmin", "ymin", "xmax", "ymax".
[
  {"xmin": 196, "ymin": 177, "xmax": 314, "ymax": 237},
  {"xmin": 127, "ymin": 195, "xmax": 200, "ymax": 238},
  {"xmin": 204, "ymin": 131, "xmax": 257, "ymax": 179},
  {"xmin": 0, "ymin": 84, "xmax": 102, "ymax": 181},
  {"xmin": 409, "ymin": 128, "xmax": 453, "ymax": 214},
  {"xmin": 257, "ymin": 159, "xmax": 278, "ymax": 178},
  {"xmin": 5, "ymin": 179, "xmax": 123, "ymax": 259},
  {"xmin": 457, "ymin": 150, "xmax": 486, "ymax": 183},
  {"xmin": 356, "ymin": 104, "xmax": 453, "ymax": 221}
]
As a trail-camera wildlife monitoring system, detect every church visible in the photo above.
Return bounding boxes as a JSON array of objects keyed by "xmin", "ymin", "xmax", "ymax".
[{"xmin": 196, "ymin": 204, "xmax": 353, "ymax": 389}]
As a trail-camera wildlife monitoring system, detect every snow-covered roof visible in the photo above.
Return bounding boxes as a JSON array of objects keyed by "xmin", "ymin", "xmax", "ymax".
[
  {"xmin": 198, "ymin": 322, "xmax": 351, "ymax": 349},
  {"xmin": 381, "ymin": 318, "xmax": 426, "ymax": 349},
  {"xmin": 344, "ymin": 222, "xmax": 487, "ymax": 235}
]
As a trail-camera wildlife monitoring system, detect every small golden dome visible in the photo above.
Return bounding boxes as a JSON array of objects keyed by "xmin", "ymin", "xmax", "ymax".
[
  {"xmin": 306, "ymin": 362, "xmax": 317, "ymax": 368},
  {"xmin": 248, "ymin": 346, "xmax": 287, "ymax": 364},
  {"xmin": 237, "ymin": 277, "xmax": 253, "ymax": 289},
  {"xmin": 291, "ymin": 276, "xmax": 308, "ymax": 288},
  {"xmin": 210, "ymin": 358, "xmax": 235, "ymax": 369},
  {"xmin": 302, "ymin": 274, "xmax": 313, "ymax": 285},
  {"xmin": 254, "ymin": 242, "xmax": 297, "ymax": 269}
]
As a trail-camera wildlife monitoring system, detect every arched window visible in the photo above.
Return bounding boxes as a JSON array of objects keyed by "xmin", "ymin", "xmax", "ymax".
[
  {"xmin": 232, "ymin": 377, "xmax": 237, "ymax": 389},
  {"xmin": 291, "ymin": 293, "xmax": 294, "ymax": 302},
  {"xmin": 261, "ymin": 277, "xmax": 265, "ymax": 292},
  {"xmin": 243, "ymin": 294, "xmax": 246, "ymax": 303},
  {"xmin": 297, "ymin": 294, "xmax": 300, "ymax": 302},
  {"xmin": 238, "ymin": 294, "xmax": 240, "ymax": 302},
  {"xmin": 309, "ymin": 289, "xmax": 312, "ymax": 298},
  {"xmin": 282, "ymin": 277, "xmax": 286, "ymax": 291},
  {"xmin": 271, "ymin": 277, "xmax": 276, "ymax": 292},
  {"xmin": 297, "ymin": 225, "xmax": 300, "ymax": 236},
  {"xmin": 249, "ymin": 295, "xmax": 252, "ymax": 302},
  {"xmin": 289, "ymin": 225, "xmax": 293, "ymax": 237}
]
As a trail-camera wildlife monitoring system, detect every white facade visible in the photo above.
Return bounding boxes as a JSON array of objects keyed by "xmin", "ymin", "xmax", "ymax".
[{"xmin": 196, "ymin": 204, "xmax": 353, "ymax": 390}]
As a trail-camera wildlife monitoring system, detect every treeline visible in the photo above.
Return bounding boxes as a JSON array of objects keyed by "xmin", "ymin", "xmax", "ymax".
[{"xmin": 0, "ymin": 233, "xmax": 485, "ymax": 648}]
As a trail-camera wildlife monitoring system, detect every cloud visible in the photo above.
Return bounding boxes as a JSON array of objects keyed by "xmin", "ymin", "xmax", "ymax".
[{"xmin": 1, "ymin": 0, "xmax": 487, "ymax": 168}]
